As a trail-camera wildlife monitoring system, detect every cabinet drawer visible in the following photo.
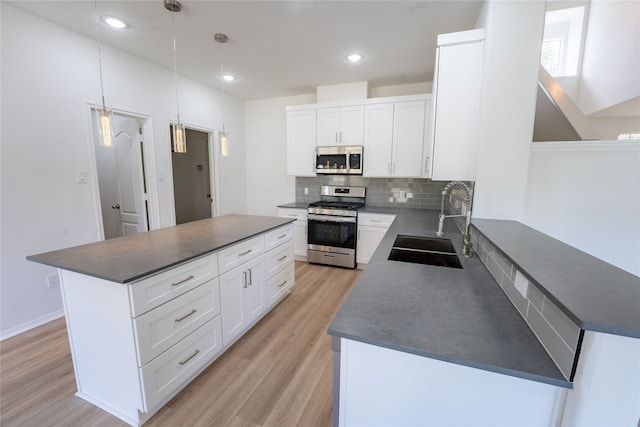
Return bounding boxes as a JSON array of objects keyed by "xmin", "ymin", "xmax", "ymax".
[
  {"xmin": 266, "ymin": 263, "xmax": 295, "ymax": 308},
  {"xmin": 129, "ymin": 253, "xmax": 219, "ymax": 317},
  {"xmin": 218, "ymin": 236, "xmax": 264, "ymax": 274},
  {"xmin": 264, "ymin": 224, "xmax": 293, "ymax": 251},
  {"xmin": 134, "ymin": 280, "xmax": 220, "ymax": 366},
  {"xmin": 265, "ymin": 240, "xmax": 294, "ymax": 278},
  {"xmin": 277, "ymin": 208, "xmax": 307, "ymax": 222},
  {"xmin": 140, "ymin": 315, "xmax": 223, "ymax": 412},
  {"xmin": 358, "ymin": 213, "xmax": 396, "ymax": 228}
]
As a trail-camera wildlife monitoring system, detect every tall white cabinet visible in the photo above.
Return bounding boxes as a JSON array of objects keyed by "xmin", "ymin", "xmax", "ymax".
[{"xmin": 430, "ymin": 29, "xmax": 485, "ymax": 181}]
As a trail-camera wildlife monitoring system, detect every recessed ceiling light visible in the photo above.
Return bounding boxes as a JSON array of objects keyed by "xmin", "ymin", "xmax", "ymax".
[
  {"xmin": 102, "ymin": 16, "xmax": 128, "ymax": 29},
  {"xmin": 347, "ymin": 53, "xmax": 363, "ymax": 63},
  {"xmin": 222, "ymin": 74, "xmax": 235, "ymax": 82}
]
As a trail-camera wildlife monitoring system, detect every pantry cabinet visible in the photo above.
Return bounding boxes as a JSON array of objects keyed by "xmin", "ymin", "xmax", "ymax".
[
  {"xmin": 286, "ymin": 108, "xmax": 316, "ymax": 176},
  {"xmin": 317, "ymin": 105, "xmax": 364, "ymax": 146},
  {"xmin": 363, "ymin": 99, "xmax": 427, "ymax": 178},
  {"xmin": 430, "ymin": 29, "xmax": 485, "ymax": 181}
]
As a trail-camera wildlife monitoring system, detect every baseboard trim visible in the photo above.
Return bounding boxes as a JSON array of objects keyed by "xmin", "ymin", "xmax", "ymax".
[{"xmin": 0, "ymin": 310, "xmax": 65, "ymax": 341}]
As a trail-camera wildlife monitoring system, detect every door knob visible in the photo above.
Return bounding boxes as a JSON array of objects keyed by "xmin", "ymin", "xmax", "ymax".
[{"xmin": 112, "ymin": 204, "xmax": 120, "ymax": 210}]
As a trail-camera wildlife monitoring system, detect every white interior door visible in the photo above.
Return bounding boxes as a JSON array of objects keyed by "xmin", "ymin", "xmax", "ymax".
[{"xmin": 93, "ymin": 110, "xmax": 148, "ymax": 239}]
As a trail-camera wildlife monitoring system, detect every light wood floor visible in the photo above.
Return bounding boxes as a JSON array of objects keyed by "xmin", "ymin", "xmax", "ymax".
[{"xmin": 0, "ymin": 261, "xmax": 360, "ymax": 427}]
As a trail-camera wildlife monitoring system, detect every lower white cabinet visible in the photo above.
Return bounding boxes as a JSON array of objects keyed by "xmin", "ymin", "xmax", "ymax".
[
  {"xmin": 357, "ymin": 213, "xmax": 396, "ymax": 266},
  {"xmin": 57, "ymin": 222, "xmax": 295, "ymax": 427},
  {"xmin": 219, "ymin": 254, "xmax": 266, "ymax": 346},
  {"xmin": 277, "ymin": 207, "xmax": 308, "ymax": 260}
]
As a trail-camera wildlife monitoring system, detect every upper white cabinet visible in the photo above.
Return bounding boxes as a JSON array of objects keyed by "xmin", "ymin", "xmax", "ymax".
[
  {"xmin": 430, "ymin": 29, "xmax": 485, "ymax": 181},
  {"xmin": 363, "ymin": 98, "xmax": 427, "ymax": 178},
  {"xmin": 317, "ymin": 106, "xmax": 364, "ymax": 146},
  {"xmin": 286, "ymin": 108, "xmax": 316, "ymax": 176}
]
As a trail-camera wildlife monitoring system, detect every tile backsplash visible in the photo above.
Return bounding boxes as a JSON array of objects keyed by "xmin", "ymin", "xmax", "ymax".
[
  {"xmin": 296, "ymin": 176, "xmax": 449, "ymax": 209},
  {"xmin": 470, "ymin": 228, "xmax": 583, "ymax": 381}
]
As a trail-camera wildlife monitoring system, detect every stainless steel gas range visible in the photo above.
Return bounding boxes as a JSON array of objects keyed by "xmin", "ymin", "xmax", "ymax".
[{"xmin": 307, "ymin": 185, "xmax": 366, "ymax": 269}]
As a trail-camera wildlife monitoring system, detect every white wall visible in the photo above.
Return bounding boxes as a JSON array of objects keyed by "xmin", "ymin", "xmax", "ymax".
[
  {"xmin": 245, "ymin": 94, "xmax": 315, "ymax": 216},
  {"xmin": 472, "ymin": 0, "xmax": 546, "ymax": 220},
  {"xmin": 0, "ymin": 4, "xmax": 246, "ymax": 338},
  {"xmin": 524, "ymin": 142, "xmax": 640, "ymax": 276},
  {"xmin": 577, "ymin": 1, "xmax": 640, "ymax": 116}
]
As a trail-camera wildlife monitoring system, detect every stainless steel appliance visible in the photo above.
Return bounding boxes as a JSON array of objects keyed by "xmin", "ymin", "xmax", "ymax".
[
  {"xmin": 307, "ymin": 185, "xmax": 366, "ymax": 268},
  {"xmin": 315, "ymin": 145, "xmax": 363, "ymax": 175}
]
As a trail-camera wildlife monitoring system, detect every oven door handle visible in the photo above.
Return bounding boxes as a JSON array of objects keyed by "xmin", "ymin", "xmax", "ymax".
[{"xmin": 307, "ymin": 214, "xmax": 357, "ymax": 223}]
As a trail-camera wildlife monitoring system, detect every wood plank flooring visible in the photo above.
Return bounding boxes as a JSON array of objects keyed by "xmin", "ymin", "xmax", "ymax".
[{"xmin": 0, "ymin": 261, "xmax": 359, "ymax": 427}]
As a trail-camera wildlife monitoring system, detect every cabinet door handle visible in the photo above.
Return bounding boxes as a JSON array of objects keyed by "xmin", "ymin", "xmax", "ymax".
[
  {"xmin": 278, "ymin": 255, "xmax": 287, "ymax": 262},
  {"xmin": 247, "ymin": 268, "xmax": 253, "ymax": 285},
  {"xmin": 278, "ymin": 280, "xmax": 288, "ymax": 288},
  {"xmin": 239, "ymin": 249, "xmax": 252, "ymax": 257},
  {"xmin": 175, "ymin": 309, "xmax": 197, "ymax": 322},
  {"xmin": 178, "ymin": 349, "xmax": 200, "ymax": 366},
  {"xmin": 172, "ymin": 275, "xmax": 194, "ymax": 287},
  {"xmin": 424, "ymin": 156, "xmax": 431, "ymax": 174},
  {"xmin": 243, "ymin": 271, "xmax": 248, "ymax": 288}
]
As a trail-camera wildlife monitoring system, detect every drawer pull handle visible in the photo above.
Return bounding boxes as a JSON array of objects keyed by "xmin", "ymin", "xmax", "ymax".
[
  {"xmin": 239, "ymin": 249, "xmax": 252, "ymax": 256},
  {"xmin": 278, "ymin": 280, "xmax": 288, "ymax": 288},
  {"xmin": 172, "ymin": 275, "xmax": 194, "ymax": 287},
  {"xmin": 277, "ymin": 234, "xmax": 287, "ymax": 239},
  {"xmin": 175, "ymin": 309, "xmax": 197, "ymax": 322},
  {"xmin": 277, "ymin": 255, "xmax": 287, "ymax": 262},
  {"xmin": 178, "ymin": 349, "xmax": 200, "ymax": 366}
]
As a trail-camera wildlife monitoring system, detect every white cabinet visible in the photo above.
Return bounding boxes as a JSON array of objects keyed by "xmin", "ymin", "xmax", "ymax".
[
  {"xmin": 430, "ymin": 29, "xmax": 485, "ymax": 181},
  {"xmin": 286, "ymin": 108, "xmax": 316, "ymax": 176},
  {"xmin": 357, "ymin": 213, "xmax": 396, "ymax": 266},
  {"xmin": 219, "ymin": 249, "xmax": 266, "ymax": 346},
  {"xmin": 277, "ymin": 208, "xmax": 308, "ymax": 260},
  {"xmin": 363, "ymin": 99, "xmax": 427, "ymax": 178},
  {"xmin": 264, "ymin": 224, "xmax": 295, "ymax": 308},
  {"xmin": 317, "ymin": 105, "xmax": 364, "ymax": 146}
]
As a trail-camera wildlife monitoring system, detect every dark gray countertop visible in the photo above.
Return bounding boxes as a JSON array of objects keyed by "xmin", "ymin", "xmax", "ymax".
[
  {"xmin": 328, "ymin": 208, "xmax": 570, "ymax": 388},
  {"xmin": 472, "ymin": 219, "xmax": 640, "ymax": 339},
  {"xmin": 277, "ymin": 202, "xmax": 309, "ymax": 209},
  {"xmin": 28, "ymin": 214, "xmax": 294, "ymax": 283}
]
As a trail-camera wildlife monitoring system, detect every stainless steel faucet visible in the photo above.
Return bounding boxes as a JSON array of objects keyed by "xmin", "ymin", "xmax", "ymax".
[{"xmin": 436, "ymin": 181, "xmax": 474, "ymax": 257}]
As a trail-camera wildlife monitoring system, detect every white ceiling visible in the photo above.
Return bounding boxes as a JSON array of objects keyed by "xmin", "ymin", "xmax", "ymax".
[{"xmin": 9, "ymin": 1, "xmax": 484, "ymax": 100}]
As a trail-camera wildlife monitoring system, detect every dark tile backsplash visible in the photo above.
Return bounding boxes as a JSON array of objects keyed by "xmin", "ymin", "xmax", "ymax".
[{"xmin": 295, "ymin": 176, "xmax": 450, "ymax": 209}]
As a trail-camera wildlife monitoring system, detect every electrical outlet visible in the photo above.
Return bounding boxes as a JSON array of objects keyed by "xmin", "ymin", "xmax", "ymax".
[
  {"xmin": 399, "ymin": 191, "xmax": 406, "ymax": 198},
  {"xmin": 46, "ymin": 273, "xmax": 60, "ymax": 288},
  {"xmin": 304, "ymin": 187, "xmax": 309, "ymax": 195}
]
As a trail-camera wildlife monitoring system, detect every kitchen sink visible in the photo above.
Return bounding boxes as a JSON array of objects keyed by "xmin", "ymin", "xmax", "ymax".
[{"xmin": 388, "ymin": 235, "xmax": 463, "ymax": 269}]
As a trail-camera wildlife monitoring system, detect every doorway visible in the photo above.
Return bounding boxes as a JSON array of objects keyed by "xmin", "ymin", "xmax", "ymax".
[
  {"xmin": 171, "ymin": 127, "xmax": 213, "ymax": 224},
  {"xmin": 92, "ymin": 110, "xmax": 149, "ymax": 239}
]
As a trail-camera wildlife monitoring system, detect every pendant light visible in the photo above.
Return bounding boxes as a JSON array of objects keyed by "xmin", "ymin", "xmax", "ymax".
[
  {"xmin": 166, "ymin": 0, "xmax": 187, "ymax": 153},
  {"xmin": 215, "ymin": 33, "xmax": 229, "ymax": 157},
  {"xmin": 94, "ymin": 0, "xmax": 115, "ymax": 147}
]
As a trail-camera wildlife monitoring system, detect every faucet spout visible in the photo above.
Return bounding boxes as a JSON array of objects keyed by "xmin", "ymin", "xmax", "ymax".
[{"xmin": 436, "ymin": 181, "xmax": 474, "ymax": 257}]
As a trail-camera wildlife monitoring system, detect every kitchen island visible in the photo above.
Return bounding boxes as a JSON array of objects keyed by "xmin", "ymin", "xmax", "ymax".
[
  {"xmin": 28, "ymin": 214, "xmax": 296, "ymax": 427},
  {"xmin": 328, "ymin": 208, "xmax": 640, "ymax": 426}
]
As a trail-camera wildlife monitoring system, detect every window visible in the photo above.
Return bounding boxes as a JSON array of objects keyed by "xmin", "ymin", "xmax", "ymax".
[{"xmin": 541, "ymin": 6, "xmax": 585, "ymax": 77}]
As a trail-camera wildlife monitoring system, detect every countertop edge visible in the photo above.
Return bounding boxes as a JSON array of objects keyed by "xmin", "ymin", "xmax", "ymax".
[{"xmin": 327, "ymin": 329, "xmax": 572, "ymax": 389}]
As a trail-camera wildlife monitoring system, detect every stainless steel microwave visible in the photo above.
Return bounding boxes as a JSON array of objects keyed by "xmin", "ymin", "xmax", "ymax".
[{"xmin": 315, "ymin": 145, "xmax": 363, "ymax": 175}]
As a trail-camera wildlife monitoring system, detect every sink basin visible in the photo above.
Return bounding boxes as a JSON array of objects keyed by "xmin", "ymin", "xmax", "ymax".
[{"xmin": 388, "ymin": 235, "xmax": 463, "ymax": 269}]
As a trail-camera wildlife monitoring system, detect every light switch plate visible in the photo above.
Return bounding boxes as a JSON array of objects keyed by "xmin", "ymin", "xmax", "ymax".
[{"xmin": 77, "ymin": 170, "xmax": 88, "ymax": 184}]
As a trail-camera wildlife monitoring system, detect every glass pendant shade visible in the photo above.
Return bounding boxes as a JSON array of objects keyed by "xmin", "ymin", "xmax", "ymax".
[
  {"xmin": 99, "ymin": 108, "xmax": 115, "ymax": 147},
  {"xmin": 220, "ymin": 131, "xmax": 229, "ymax": 156},
  {"xmin": 173, "ymin": 122, "xmax": 187, "ymax": 153}
]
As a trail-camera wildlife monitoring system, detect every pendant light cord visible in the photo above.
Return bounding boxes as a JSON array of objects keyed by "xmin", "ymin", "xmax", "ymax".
[
  {"xmin": 94, "ymin": 0, "xmax": 107, "ymax": 111},
  {"xmin": 172, "ymin": 11, "xmax": 181, "ymax": 124},
  {"xmin": 220, "ymin": 63, "xmax": 225, "ymax": 134}
]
